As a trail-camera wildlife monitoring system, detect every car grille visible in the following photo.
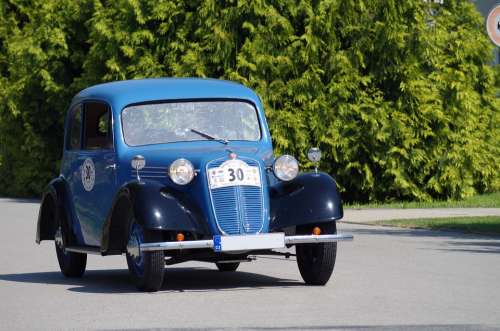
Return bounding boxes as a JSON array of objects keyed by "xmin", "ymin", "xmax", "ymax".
[{"xmin": 207, "ymin": 158, "xmax": 264, "ymax": 235}]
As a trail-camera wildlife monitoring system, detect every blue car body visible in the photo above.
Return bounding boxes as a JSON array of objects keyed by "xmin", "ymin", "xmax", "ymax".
[
  {"xmin": 64, "ymin": 78, "xmax": 272, "ymax": 247},
  {"xmin": 37, "ymin": 78, "xmax": 350, "ymax": 290}
]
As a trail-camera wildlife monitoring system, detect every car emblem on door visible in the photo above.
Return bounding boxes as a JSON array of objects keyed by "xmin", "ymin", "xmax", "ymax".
[{"xmin": 81, "ymin": 158, "xmax": 95, "ymax": 192}]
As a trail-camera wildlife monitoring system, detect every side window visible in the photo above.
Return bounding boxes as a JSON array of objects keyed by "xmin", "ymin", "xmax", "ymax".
[
  {"xmin": 83, "ymin": 102, "xmax": 113, "ymax": 150},
  {"xmin": 67, "ymin": 104, "xmax": 82, "ymax": 150}
]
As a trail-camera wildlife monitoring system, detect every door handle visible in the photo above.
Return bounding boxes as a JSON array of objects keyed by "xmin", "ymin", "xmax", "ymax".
[{"xmin": 105, "ymin": 164, "xmax": 117, "ymax": 170}]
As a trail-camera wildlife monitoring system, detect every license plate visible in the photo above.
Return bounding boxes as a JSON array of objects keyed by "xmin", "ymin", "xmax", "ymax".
[
  {"xmin": 213, "ymin": 233, "xmax": 285, "ymax": 252},
  {"xmin": 208, "ymin": 159, "xmax": 261, "ymax": 189}
]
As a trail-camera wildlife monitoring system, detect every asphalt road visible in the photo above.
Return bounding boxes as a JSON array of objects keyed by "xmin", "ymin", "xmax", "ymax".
[{"xmin": 1, "ymin": 198, "xmax": 500, "ymax": 331}]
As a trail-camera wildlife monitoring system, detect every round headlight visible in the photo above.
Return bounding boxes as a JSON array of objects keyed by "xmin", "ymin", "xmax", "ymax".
[
  {"xmin": 169, "ymin": 158, "xmax": 195, "ymax": 185},
  {"xmin": 273, "ymin": 155, "xmax": 299, "ymax": 181}
]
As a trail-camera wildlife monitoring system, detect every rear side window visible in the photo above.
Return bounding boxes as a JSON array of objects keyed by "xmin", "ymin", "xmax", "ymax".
[
  {"xmin": 67, "ymin": 104, "xmax": 82, "ymax": 150},
  {"xmin": 83, "ymin": 102, "xmax": 113, "ymax": 150}
]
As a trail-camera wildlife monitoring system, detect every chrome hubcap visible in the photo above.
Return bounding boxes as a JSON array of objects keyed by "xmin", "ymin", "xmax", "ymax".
[
  {"xmin": 55, "ymin": 227, "xmax": 64, "ymax": 249},
  {"xmin": 127, "ymin": 230, "xmax": 141, "ymax": 260}
]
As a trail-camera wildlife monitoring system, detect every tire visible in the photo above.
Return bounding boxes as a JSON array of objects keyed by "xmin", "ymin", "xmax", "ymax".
[
  {"xmin": 215, "ymin": 262, "xmax": 240, "ymax": 272},
  {"xmin": 126, "ymin": 217, "xmax": 165, "ymax": 292},
  {"xmin": 55, "ymin": 218, "xmax": 87, "ymax": 278},
  {"xmin": 296, "ymin": 222, "xmax": 337, "ymax": 286}
]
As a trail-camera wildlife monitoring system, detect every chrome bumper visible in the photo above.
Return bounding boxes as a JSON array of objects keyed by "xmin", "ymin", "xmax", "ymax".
[
  {"xmin": 284, "ymin": 233, "xmax": 354, "ymax": 244},
  {"xmin": 140, "ymin": 233, "xmax": 353, "ymax": 253}
]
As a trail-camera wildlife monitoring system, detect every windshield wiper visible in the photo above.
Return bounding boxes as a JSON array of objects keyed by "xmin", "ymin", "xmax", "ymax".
[{"xmin": 190, "ymin": 128, "xmax": 228, "ymax": 145}]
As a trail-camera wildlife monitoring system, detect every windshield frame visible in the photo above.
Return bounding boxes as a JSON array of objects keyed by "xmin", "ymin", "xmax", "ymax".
[{"xmin": 120, "ymin": 98, "xmax": 263, "ymax": 147}]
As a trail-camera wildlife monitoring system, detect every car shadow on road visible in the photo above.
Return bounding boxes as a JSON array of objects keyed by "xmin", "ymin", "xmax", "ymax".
[
  {"xmin": 434, "ymin": 240, "xmax": 500, "ymax": 254},
  {"xmin": 345, "ymin": 225, "xmax": 500, "ymax": 254},
  {"xmin": 347, "ymin": 225, "xmax": 500, "ymax": 238},
  {"xmin": 0, "ymin": 267, "xmax": 304, "ymax": 294}
]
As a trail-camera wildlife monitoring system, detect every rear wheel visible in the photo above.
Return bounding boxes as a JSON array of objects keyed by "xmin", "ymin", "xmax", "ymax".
[
  {"xmin": 296, "ymin": 222, "xmax": 337, "ymax": 285},
  {"xmin": 215, "ymin": 262, "xmax": 240, "ymax": 272},
  {"xmin": 55, "ymin": 222, "xmax": 87, "ymax": 277},
  {"xmin": 126, "ymin": 217, "xmax": 165, "ymax": 292}
]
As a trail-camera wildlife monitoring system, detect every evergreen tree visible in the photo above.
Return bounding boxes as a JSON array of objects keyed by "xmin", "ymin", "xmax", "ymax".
[{"xmin": 0, "ymin": 0, "xmax": 498, "ymax": 202}]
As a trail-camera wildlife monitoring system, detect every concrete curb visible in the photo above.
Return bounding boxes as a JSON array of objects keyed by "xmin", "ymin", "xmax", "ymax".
[{"xmin": 342, "ymin": 207, "xmax": 500, "ymax": 224}]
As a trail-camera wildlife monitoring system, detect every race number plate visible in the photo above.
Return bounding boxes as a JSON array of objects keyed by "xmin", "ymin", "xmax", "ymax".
[
  {"xmin": 213, "ymin": 233, "xmax": 285, "ymax": 252},
  {"xmin": 208, "ymin": 159, "xmax": 261, "ymax": 189}
]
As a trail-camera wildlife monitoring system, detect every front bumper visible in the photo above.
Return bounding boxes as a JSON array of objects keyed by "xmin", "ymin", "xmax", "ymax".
[{"xmin": 140, "ymin": 232, "xmax": 353, "ymax": 253}]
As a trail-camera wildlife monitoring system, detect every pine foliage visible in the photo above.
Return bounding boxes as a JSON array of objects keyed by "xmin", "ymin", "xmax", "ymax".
[{"xmin": 0, "ymin": 0, "xmax": 498, "ymax": 202}]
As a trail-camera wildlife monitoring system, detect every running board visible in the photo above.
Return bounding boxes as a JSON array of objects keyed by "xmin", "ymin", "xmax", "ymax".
[{"xmin": 65, "ymin": 246, "xmax": 102, "ymax": 255}]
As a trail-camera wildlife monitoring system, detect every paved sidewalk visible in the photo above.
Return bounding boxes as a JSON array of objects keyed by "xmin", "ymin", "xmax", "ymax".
[{"xmin": 342, "ymin": 207, "xmax": 500, "ymax": 224}]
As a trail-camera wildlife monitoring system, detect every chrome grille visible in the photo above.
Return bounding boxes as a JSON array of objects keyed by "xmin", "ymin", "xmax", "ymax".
[{"xmin": 207, "ymin": 158, "xmax": 264, "ymax": 235}]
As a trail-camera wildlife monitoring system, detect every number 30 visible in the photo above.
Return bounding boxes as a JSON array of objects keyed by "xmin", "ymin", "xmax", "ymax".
[{"xmin": 228, "ymin": 168, "xmax": 244, "ymax": 181}]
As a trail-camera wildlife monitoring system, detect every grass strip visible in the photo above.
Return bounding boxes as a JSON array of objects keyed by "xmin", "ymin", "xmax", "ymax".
[
  {"xmin": 375, "ymin": 216, "xmax": 500, "ymax": 236},
  {"xmin": 346, "ymin": 192, "xmax": 500, "ymax": 209}
]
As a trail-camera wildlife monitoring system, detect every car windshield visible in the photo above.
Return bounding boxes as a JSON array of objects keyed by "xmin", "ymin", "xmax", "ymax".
[{"xmin": 121, "ymin": 101, "xmax": 261, "ymax": 146}]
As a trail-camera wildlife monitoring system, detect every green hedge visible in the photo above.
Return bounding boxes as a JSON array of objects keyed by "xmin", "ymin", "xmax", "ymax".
[{"xmin": 1, "ymin": 0, "xmax": 499, "ymax": 202}]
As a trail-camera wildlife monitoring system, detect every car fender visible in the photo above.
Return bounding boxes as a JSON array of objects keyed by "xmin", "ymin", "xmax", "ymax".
[
  {"xmin": 269, "ymin": 172, "xmax": 343, "ymax": 231},
  {"xmin": 101, "ymin": 180, "xmax": 210, "ymax": 254},
  {"xmin": 36, "ymin": 177, "xmax": 70, "ymax": 243}
]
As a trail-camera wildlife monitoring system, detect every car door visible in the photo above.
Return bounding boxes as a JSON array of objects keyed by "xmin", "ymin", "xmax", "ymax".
[
  {"xmin": 61, "ymin": 103, "xmax": 86, "ymax": 245},
  {"xmin": 70, "ymin": 101, "xmax": 117, "ymax": 247}
]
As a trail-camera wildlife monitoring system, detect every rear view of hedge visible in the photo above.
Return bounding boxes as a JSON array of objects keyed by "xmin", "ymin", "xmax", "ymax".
[{"xmin": 1, "ymin": 0, "xmax": 499, "ymax": 202}]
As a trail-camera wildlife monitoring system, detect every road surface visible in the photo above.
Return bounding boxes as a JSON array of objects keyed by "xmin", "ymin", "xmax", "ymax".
[{"xmin": 1, "ymin": 198, "xmax": 500, "ymax": 330}]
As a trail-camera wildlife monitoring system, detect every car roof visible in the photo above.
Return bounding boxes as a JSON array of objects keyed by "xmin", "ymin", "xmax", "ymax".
[{"xmin": 72, "ymin": 78, "xmax": 261, "ymax": 113}]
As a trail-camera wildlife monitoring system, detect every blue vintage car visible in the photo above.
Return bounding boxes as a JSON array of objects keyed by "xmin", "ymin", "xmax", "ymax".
[{"xmin": 36, "ymin": 78, "xmax": 353, "ymax": 291}]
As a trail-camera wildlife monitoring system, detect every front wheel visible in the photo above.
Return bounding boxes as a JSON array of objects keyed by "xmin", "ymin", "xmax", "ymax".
[
  {"xmin": 126, "ymin": 219, "xmax": 165, "ymax": 292},
  {"xmin": 296, "ymin": 222, "xmax": 337, "ymax": 285}
]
